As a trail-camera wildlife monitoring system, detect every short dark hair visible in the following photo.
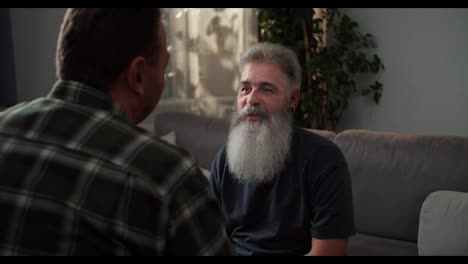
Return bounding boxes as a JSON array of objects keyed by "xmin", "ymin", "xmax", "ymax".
[{"xmin": 56, "ymin": 8, "xmax": 161, "ymax": 92}]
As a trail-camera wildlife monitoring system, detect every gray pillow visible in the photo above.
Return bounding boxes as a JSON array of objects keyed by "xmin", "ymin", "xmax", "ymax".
[
  {"xmin": 160, "ymin": 131, "xmax": 177, "ymax": 145},
  {"xmin": 199, "ymin": 167, "xmax": 211, "ymax": 179},
  {"xmin": 418, "ymin": 190, "xmax": 468, "ymax": 256}
]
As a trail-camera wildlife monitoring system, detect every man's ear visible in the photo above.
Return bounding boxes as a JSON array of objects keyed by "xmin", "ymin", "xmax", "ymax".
[
  {"xmin": 126, "ymin": 56, "xmax": 146, "ymax": 96},
  {"xmin": 290, "ymin": 88, "xmax": 300, "ymax": 109}
]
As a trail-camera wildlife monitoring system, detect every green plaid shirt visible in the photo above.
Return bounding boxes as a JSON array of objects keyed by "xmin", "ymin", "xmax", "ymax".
[{"xmin": 0, "ymin": 80, "xmax": 231, "ymax": 256}]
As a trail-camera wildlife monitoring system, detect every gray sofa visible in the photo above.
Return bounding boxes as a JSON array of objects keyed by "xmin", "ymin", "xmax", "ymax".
[{"xmin": 154, "ymin": 111, "xmax": 468, "ymax": 256}]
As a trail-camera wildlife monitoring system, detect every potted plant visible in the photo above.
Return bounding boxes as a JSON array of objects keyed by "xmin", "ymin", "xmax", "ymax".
[{"xmin": 258, "ymin": 8, "xmax": 384, "ymax": 130}]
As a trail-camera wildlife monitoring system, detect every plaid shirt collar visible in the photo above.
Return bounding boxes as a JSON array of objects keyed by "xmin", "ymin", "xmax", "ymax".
[{"xmin": 47, "ymin": 80, "xmax": 128, "ymax": 121}]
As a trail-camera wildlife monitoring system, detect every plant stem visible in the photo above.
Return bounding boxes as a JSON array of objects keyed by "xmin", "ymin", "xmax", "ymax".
[{"xmin": 301, "ymin": 18, "xmax": 312, "ymax": 92}]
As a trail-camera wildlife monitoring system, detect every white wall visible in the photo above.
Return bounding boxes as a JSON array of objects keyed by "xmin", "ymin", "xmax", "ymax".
[
  {"xmin": 338, "ymin": 8, "xmax": 468, "ymax": 137},
  {"xmin": 10, "ymin": 8, "xmax": 66, "ymax": 102}
]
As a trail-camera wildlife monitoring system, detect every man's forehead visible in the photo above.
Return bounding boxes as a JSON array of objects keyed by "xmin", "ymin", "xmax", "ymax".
[
  {"xmin": 240, "ymin": 75, "xmax": 288, "ymax": 89},
  {"xmin": 240, "ymin": 79, "xmax": 275, "ymax": 86}
]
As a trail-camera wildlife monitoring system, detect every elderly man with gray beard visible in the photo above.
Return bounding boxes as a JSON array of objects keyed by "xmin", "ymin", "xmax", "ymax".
[{"xmin": 209, "ymin": 42, "xmax": 355, "ymax": 256}]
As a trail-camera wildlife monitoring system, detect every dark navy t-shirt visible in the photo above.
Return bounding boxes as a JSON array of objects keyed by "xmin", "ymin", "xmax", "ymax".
[{"xmin": 210, "ymin": 127, "xmax": 355, "ymax": 256}]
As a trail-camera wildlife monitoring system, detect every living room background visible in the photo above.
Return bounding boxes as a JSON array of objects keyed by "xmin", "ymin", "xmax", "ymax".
[
  {"xmin": 4, "ymin": 8, "xmax": 468, "ymax": 137},
  {"xmin": 158, "ymin": 8, "xmax": 258, "ymax": 119}
]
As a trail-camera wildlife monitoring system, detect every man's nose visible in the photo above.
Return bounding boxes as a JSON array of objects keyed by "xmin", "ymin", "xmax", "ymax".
[{"xmin": 247, "ymin": 90, "xmax": 260, "ymax": 106}]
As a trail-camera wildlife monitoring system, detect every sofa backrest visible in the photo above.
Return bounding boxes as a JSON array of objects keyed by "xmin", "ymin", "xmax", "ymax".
[
  {"xmin": 334, "ymin": 129, "xmax": 468, "ymax": 242},
  {"xmin": 154, "ymin": 112, "xmax": 336, "ymax": 169},
  {"xmin": 154, "ymin": 111, "xmax": 229, "ymax": 169},
  {"xmin": 306, "ymin": 128, "xmax": 336, "ymax": 142}
]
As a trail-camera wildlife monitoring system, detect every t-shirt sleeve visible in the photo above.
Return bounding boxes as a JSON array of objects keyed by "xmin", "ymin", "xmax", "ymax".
[{"xmin": 308, "ymin": 148, "xmax": 356, "ymax": 239}]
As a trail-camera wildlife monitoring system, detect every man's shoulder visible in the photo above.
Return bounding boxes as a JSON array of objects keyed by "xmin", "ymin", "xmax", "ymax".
[
  {"xmin": 85, "ymin": 125, "xmax": 203, "ymax": 194},
  {"xmin": 294, "ymin": 127, "xmax": 338, "ymax": 149},
  {"xmin": 210, "ymin": 144, "xmax": 226, "ymax": 168},
  {"xmin": 215, "ymin": 145, "xmax": 227, "ymax": 159},
  {"xmin": 126, "ymin": 128, "xmax": 199, "ymax": 174},
  {"xmin": 293, "ymin": 127, "xmax": 346, "ymax": 164}
]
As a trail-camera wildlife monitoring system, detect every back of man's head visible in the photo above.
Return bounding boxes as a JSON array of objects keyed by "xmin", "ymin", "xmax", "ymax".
[{"xmin": 56, "ymin": 8, "xmax": 161, "ymax": 92}]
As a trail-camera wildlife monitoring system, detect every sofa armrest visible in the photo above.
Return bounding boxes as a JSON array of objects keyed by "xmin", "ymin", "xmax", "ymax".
[{"xmin": 418, "ymin": 190, "xmax": 468, "ymax": 256}]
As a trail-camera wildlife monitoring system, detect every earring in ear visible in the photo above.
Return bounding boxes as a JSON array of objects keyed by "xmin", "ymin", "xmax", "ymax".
[{"xmin": 289, "ymin": 106, "xmax": 295, "ymax": 112}]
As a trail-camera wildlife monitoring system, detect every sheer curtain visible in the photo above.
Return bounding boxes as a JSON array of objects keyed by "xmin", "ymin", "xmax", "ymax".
[{"xmin": 156, "ymin": 8, "xmax": 258, "ymax": 119}]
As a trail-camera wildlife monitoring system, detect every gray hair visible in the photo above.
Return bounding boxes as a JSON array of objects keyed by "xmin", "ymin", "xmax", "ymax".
[{"xmin": 239, "ymin": 42, "xmax": 302, "ymax": 92}]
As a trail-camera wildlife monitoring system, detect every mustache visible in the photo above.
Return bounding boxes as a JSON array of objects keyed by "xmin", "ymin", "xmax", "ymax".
[
  {"xmin": 230, "ymin": 105, "xmax": 269, "ymax": 128},
  {"xmin": 239, "ymin": 105, "xmax": 268, "ymax": 118}
]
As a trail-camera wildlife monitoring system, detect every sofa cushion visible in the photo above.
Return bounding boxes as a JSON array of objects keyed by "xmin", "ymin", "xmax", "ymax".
[
  {"xmin": 334, "ymin": 130, "xmax": 468, "ymax": 242},
  {"xmin": 348, "ymin": 233, "xmax": 417, "ymax": 256},
  {"xmin": 418, "ymin": 191, "xmax": 468, "ymax": 256}
]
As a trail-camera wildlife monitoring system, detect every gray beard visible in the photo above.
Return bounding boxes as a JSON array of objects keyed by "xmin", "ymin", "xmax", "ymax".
[{"xmin": 226, "ymin": 106, "xmax": 293, "ymax": 183}]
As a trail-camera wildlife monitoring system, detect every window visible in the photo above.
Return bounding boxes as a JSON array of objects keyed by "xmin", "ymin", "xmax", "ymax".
[{"xmin": 158, "ymin": 8, "xmax": 258, "ymax": 119}]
